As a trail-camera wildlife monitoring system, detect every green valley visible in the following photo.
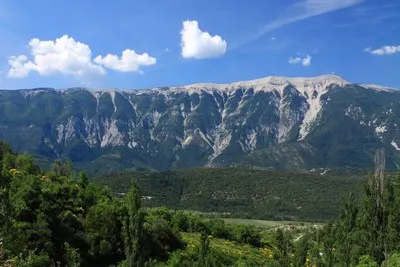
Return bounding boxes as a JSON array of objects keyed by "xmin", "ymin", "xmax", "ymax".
[{"xmin": 95, "ymin": 168, "xmax": 368, "ymax": 221}]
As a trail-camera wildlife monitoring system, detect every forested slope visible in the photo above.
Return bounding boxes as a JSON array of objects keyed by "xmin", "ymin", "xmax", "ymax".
[{"xmin": 95, "ymin": 168, "xmax": 370, "ymax": 221}]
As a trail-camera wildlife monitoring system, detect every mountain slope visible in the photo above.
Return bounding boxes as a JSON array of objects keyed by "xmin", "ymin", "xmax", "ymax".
[{"xmin": 1, "ymin": 74, "xmax": 399, "ymax": 172}]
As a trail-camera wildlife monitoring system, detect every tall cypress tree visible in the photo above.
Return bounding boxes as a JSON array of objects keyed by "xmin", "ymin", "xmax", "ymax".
[
  {"xmin": 336, "ymin": 193, "xmax": 358, "ymax": 267},
  {"xmin": 387, "ymin": 173, "xmax": 400, "ymax": 254},
  {"xmin": 322, "ymin": 222, "xmax": 336, "ymax": 267},
  {"xmin": 122, "ymin": 182, "xmax": 144, "ymax": 267},
  {"xmin": 357, "ymin": 149, "xmax": 389, "ymax": 264}
]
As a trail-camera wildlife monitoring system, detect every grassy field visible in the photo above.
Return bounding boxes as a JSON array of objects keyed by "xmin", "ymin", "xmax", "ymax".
[
  {"xmin": 222, "ymin": 218, "xmax": 323, "ymax": 229},
  {"xmin": 180, "ymin": 232, "xmax": 275, "ymax": 266},
  {"xmin": 222, "ymin": 218, "xmax": 302, "ymax": 228},
  {"xmin": 182, "ymin": 210, "xmax": 322, "ymax": 229}
]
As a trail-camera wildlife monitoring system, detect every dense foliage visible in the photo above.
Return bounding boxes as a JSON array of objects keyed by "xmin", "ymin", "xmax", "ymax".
[
  {"xmin": 3, "ymin": 140, "xmax": 400, "ymax": 266},
  {"xmin": 0, "ymin": 140, "xmax": 298, "ymax": 266},
  {"xmin": 0, "ymin": 141, "xmax": 185, "ymax": 266},
  {"xmin": 95, "ymin": 168, "xmax": 369, "ymax": 221}
]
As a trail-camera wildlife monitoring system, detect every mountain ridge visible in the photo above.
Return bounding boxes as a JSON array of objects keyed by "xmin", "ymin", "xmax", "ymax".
[
  {"xmin": 5, "ymin": 74, "xmax": 397, "ymax": 92},
  {"xmin": 1, "ymin": 74, "xmax": 400, "ymax": 173}
]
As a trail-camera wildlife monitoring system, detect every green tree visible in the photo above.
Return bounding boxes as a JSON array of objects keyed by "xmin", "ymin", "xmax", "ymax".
[
  {"xmin": 336, "ymin": 193, "xmax": 359, "ymax": 267},
  {"xmin": 293, "ymin": 234, "xmax": 309, "ymax": 267},
  {"xmin": 84, "ymin": 198, "xmax": 125, "ymax": 265},
  {"xmin": 387, "ymin": 174, "xmax": 400, "ymax": 253},
  {"xmin": 64, "ymin": 242, "xmax": 81, "ymax": 267},
  {"xmin": 13, "ymin": 251, "xmax": 52, "ymax": 267},
  {"xmin": 197, "ymin": 231, "xmax": 213, "ymax": 267},
  {"xmin": 382, "ymin": 252, "xmax": 400, "ymax": 267},
  {"xmin": 122, "ymin": 182, "xmax": 145, "ymax": 267},
  {"xmin": 356, "ymin": 255, "xmax": 378, "ymax": 267},
  {"xmin": 322, "ymin": 222, "xmax": 336, "ymax": 267},
  {"xmin": 356, "ymin": 149, "xmax": 391, "ymax": 264},
  {"xmin": 275, "ymin": 229, "xmax": 292, "ymax": 267}
]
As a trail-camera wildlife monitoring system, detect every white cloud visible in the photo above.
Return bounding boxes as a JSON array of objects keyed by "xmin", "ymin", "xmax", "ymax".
[
  {"xmin": 180, "ymin": 20, "xmax": 227, "ymax": 59},
  {"xmin": 8, "ymin": 35, "xmax": 156, "ymax": 78},
  {"xmin": 8, "ymin": 55, "xmax": 32, "ymax": 78},
  {"xmin": 232, "ymin": 0, "xmax": 364, "ymax": 49},
  {"xmin": 8, "ymin": 35, "xmax": 105, "ymax": 78},
  {"xmin": 365, "ymin": 45, "xmax": 400, "ymax": 55},
  {"xmin": 302, "ymin": 55, "xmax": 312, "ymax": 66},
  {"xmin": 94, "ymin": 49, "xmax": 156, "ymax": 73},
  {"xmin": 288, "ymin": 54, "xmax": 312, "ymax": 66},
  {"xmin": 288, "ymin": 57, "xmax": 302, "ymax": 64}
]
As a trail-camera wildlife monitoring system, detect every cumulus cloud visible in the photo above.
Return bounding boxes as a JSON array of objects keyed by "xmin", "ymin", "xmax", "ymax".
[
  {"xmin": 94, "ymin": 49, "xmax": 156, "ymax": 72},
  {"xmin": 8, "ymin": 35, "xmax": 105, "ymax": 78},
  {"xmin": 180, "ymin": 20, "xmax": 227, "ymax": 59},
  {"xmin": 288, "ymin": 54, "xmax": 312, "ymax": 66},
  {"xmin": 364, "ymin": 45, "xmax": 400, "ymax": 55},
  {"xmin": 8, "ymin": 35, "xmax": 156, "ymax": 78}
]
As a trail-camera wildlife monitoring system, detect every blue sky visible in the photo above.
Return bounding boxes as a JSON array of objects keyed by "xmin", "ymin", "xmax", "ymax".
[{"xmin": 0, "ymin": 0, "xmax": 399, "ymax": 89}]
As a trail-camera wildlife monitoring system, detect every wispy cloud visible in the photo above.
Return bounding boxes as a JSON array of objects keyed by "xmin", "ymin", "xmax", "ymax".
[
  {"xmin": 365, "ymin": 46, "xmax": 400, "ymax": 55},
  {"xmin": 231, "ymin": 0, "xmax": 365, "ymax": 49}
]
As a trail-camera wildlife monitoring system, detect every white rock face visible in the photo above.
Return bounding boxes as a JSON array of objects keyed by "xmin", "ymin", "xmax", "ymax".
[
  {"xmin": 50, "ymin": 75, "xmax": 353, "ymax": 161},
  {"xmin": 18, "ymin": 73, "xmax": 399, "ymax": 169},
  {"xmin": 172, "ymin": 75, "xmax": 350, "ymax": 140},
  {"xmin": 375, "ymin": 125, "xmax": 387, "ymax": 134},
  {"xmin": 391, "ymin": 141, "xmax": 400, "ymax": 151}
]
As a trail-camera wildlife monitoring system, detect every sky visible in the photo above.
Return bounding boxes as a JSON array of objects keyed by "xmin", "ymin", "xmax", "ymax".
[{"xmin": 0, "ymin": 0, "xmax": 399, "ymax": 89}]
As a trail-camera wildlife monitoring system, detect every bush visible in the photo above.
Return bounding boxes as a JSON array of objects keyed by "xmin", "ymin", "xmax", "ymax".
[
  {"xmin": 231, "ymin": 225, "xmax": 262, "ymax": 247},
  {"xmin": 356, "ymin": 255, "xmax": 378, "ymax": 267},
  {"xmin": 14, "ymin": 251, "xmax": 52, "ymax": 267},
  {"xmin": 171, "ymin": 211, "xmax": 190, "ymax": 232},
  {"xmin": 381, "ymin": 253, "xmax": 400, "ymax": 267},
  {"xmin": 204, "ymin": 219, "xmax": 232, "ymax": 240},
  {"xmin": 145, "ymin": 219, "xmax": 185, "ymax": 260}
]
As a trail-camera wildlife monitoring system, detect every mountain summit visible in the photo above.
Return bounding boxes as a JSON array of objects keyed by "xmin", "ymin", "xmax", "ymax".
[
  {"xmin": 178, "ymin": 74, "xmax": 350, "ymax": 91},
  {"xmin": 0, "ymin": 75, "xmax": 399, "ymax": 172}
]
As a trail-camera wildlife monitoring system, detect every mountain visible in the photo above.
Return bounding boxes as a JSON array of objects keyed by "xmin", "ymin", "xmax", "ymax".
[{"xmin": 1, "ymin": 74, "xmax": 399, "ymax": 172}]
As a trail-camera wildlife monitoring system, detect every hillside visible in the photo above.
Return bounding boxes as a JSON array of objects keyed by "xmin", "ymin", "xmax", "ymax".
[
  {"xmin": 1, "ymin": 74, "xmax": 400, "ymax": 172},
  {"xmin": 94, "ymin": 167, "xmax": 370, "ymax": 221}
]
